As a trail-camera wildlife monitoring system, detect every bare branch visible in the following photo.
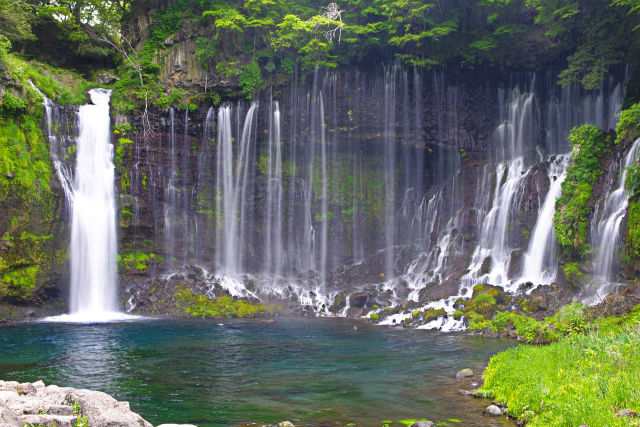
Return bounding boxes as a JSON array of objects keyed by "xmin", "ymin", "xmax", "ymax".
[{"xmin": 315, "ymin": 2, "xmax": 344, "ymax": 43}]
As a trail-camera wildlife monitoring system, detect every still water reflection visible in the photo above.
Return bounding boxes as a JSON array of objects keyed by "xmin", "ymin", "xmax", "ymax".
[{"xmin": 0, "ymin": 318, "xmax": 513, "ymax": 426}]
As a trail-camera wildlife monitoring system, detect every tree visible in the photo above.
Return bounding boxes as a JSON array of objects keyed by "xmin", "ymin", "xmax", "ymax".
[{"xmin": 0, "ymin": 0, "xmax": 36, "ymax": 42}]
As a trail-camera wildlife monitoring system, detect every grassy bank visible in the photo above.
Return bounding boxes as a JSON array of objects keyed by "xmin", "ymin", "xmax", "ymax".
[{"xmin": 480, "ymin": 306, "xmax": 640, "ymax": 426}]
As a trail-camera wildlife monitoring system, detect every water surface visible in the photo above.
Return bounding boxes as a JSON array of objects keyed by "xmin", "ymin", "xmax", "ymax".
[{"xmin": 0, "ymin": 318, "xmax": 513, "ymax": 426}]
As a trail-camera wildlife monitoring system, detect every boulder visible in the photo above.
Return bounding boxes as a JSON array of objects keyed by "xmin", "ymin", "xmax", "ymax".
[
  {"xmin": 277, "ymin": 422, "xmax": 295, "ymax": 427},
  {"xmin": 68, "ymin": 389, "xmax": 152, "ymax": 427},
  {"xmin": 456, "ymin": 368, "xmax": 474, "ymax": 377},
  {"xmin": 484, "ymin": 405, "xmax": 502, "ymax": 416},
  {"xmin": 0, "ymin": 402, "xmax": 18, "ymax": 427},
  {"xmin": 411, "ymin": 422, "xmax": 435, "ymax": 427},
  {"xmin": 349, "ymin": 292, "xmax": 369, "ymax": 308},
  {"xmin": 97, "ymin": 73, "xmax": 119, "ymax": 85}
]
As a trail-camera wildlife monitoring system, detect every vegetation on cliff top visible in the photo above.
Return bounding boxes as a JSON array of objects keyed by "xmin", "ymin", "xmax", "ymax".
[{"xmin": 1, "ymin": 0, "xmax": 639, "ymax": 111}]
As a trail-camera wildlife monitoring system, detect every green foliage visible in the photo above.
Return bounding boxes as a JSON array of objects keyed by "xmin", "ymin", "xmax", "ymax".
[
  {"xmin": 238, "ymin": 61, "xmax": 263, "ymax": 99},
  {"xmin": 0, "ymin": 0, "xmax": 35, "ymax": 43},
  {"xmin": 561, "ymin": 261, "xmax": 584, "ymax": 287},
  {"xmin": 423, "ymin": 308, "xmax": 446, "ymax": 322},
  {"xmin": 71, "ymin": 398, "xmax": 89, "ymax": 427},
  {"xmin": 616, "ymin": 103, "xmax": 640, "ymax": 145},
  {"xmin": 195, "ymin": 36, "xmax": 218, "ymax": 68},
  {"xmin": 174, "ymin": 287, "xmax": 267, "ymax": 318},
  {"xmin": 481, "ymin": 328, "xmax": 640, "ymax": 426},
  {"xmin": 0, "ymin": 265, "xmax": 38, "ymax": 302},
  {"xmin": 627, "ymin": 198, "xmax": 640, "ymax": 257},
  {"xmin": 554, "ymin": 125, "xmax": 610, "ymax": 258},
  {"xmin": 118, "ymin": 251, "xmax": 162, "ymax": 272},
  {"xmin": 469, "ymin": 293, "xmax": 497, "ymax": 316}
]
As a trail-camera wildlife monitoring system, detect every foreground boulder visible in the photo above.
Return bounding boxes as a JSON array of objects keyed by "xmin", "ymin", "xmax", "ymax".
[{"xmin": 0, "ymin": 380, "xmax": 152, "ymax": 427}]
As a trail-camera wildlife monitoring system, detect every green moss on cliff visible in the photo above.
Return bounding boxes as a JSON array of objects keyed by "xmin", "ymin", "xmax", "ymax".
[
  {"xmin": 174, "ymin": 287, "xmax": 267, "ymax": 318},
  {"xmin": 0, "ymin": 57, "xmax": 71, "ymax": 304},
  {"xmin": 554, "ymin": 125, "xmax": 610, "ymax": 258}
]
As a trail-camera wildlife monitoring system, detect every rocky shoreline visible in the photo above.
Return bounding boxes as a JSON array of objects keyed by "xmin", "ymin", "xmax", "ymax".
[
  {"xmin": 0, "ymin": 376, "xmax": 508, "ymax": 427},
  {"xmin": 0, "ymin": 380, "xmax": 196, "ymax": 427}
]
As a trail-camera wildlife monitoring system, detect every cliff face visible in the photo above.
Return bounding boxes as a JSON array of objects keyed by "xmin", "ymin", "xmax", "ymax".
[
  {"xmin": 0, "ymin": 96, "xmax": 72, "ymax": 320},
  {"xmin": 1, "ymin": 0, "xmax": 637, "ymax": 324},
  {"xmin": 109, "ymin": 60, "xmax": 626, "ymax": 321}
]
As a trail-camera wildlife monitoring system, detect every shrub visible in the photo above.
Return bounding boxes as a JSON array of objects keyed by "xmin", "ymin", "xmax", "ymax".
[{"xmin": 616, "ymin": 102, "xmax": 640, "ymax": 144}]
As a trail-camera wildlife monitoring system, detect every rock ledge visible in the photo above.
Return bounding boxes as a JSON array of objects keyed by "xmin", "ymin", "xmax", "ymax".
[{"xmin": 0, "ymin": 379, "xmax": 152, "ymax": 427}]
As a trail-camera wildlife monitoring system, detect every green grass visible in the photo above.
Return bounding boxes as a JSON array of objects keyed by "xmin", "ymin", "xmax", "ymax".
[{"xmin": 480, "ymin": 305, "xmax": 640, "ymax": 426}]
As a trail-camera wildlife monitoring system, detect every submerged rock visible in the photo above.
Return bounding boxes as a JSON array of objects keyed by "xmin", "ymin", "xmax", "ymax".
[
  {"xmin": 456, "ymin": 368, "xmax": 474, "ymax": 377},
  {"xmin": 411, "ymin": 421, "xmax": 435, "ymax": 427}
]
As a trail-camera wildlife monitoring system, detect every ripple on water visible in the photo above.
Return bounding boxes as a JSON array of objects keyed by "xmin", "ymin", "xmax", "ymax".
[{"xmin": 0, "ymin": 318, "xmax": 514, "ymax": 426}]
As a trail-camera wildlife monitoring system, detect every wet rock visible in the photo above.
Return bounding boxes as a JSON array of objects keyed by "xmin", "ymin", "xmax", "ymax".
[
  {"xmin": 349, "ymin": 292, "xmax": 369, "ymax": 308},
  {"xmin": 480, "ymin": 256, "xmax": 491, "ymax": 275},
  {"xmin": 456, "ymin": 368, "xmax": 474, "ymax": 377},
  {"xmin": 97, "ymin": 73, "xmax": 118, "ymax": 85},
  {"xmin": 329, "ymin": 294, "xmax": 346, "ymax": 312},
  {"xmin": 484, "ymin": 405, "xmax": 502, "ymax": 416},
  {"xmin": 277, "ymin": 422, "xmax": 295, "ymax": 427},
  {"xmin": 411, "ymin": 421, "xmax": 435, "ymax": 427},
  {"xmin": 458, "ymin": 389, "xmax": 475, "ymax": 397}
]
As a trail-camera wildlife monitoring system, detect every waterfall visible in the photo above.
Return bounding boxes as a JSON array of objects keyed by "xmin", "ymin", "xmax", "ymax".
[
  {"xmin": 194, "ymin": 107, "xmax": 215, "ymax": 262},
  {"xmin": 264, "ymin": 101, "xmax": 285, "ymax": 276},
  {"xmin": 164, "ymin": 107, "xmax": 177, "ymax": 265},
  {"xmin": 45, "ymin": 89, "xmax": 130, "ymax": 322},
  {"xmin": 587, "ymin": 138, "xmax": 640, "ymax": 303},
  {"xmin": 516, "ymin": 154, "xmax": 570, "ymax": 289},
  {"xmin": 383, "ymin": 65, "xmax": 398, "ymax": 280},
  {"xmin": 215, "ymin": 103, "xmax": 258, "ymax": 275},
  {"xmin": 464, "ymin": 89, "xmax": 535, "ymax": 286}
]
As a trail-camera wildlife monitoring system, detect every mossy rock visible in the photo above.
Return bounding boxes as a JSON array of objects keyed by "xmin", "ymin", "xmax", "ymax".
[{"xmin": 423, "ymin": 308, "xmax": 446, "ymax": 322}]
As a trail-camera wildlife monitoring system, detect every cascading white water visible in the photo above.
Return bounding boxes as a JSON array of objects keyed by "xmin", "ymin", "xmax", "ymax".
[
  {"xmin": 465, "ymin": 90, "xmax": 534, "ymax": 286},
  {"xmin": 264, "ymin": 101, "xmax": 285, "ymax": 276},
  {"xmin": 46, "ymin": 89, "xmax": 133, "ymax": 322},
  {"xmin": 215, "ymin": 103, "xmax": 257, "ymax": 276},
  {"xmin": 516, "ymin": 154, "xmax": 570, "ymax": 289},
  {"xmin": 586, "ymin": 138, "xmax": 640, "ymax": 303}
]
